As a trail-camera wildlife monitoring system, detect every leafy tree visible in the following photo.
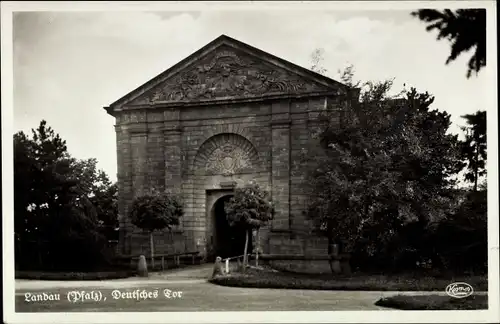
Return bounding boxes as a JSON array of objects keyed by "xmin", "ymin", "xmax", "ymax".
[
  {"xmin": 224, "ymin": 182, "xmax": 274, "ymax": 267},
  {"xmin": 14, "ymin": 120, "xmax": 118, "ymax": 270},
  {"xmin": 70, "ymin": 158, "xmax": 119, "ymax": 236},
  {"xmin": 411, "ymin": 9, "xmax": 486, "ymax": 78},
  {"xmin": 14, "ymin": 121, "xmax": 77, "ymax": 267},
  {"xmin": 304, "ymin": 67, "xmax": 464, "ymax": 272},
  {"xmin": 460, "ymin": 110, "xmax": 487, "ymax": 192},
  {"xmin": 310, "ymin": 48, "xmax": 328, "ymax": 75},
  {"xmin": 14, "ymin": 121, "xmax": 74, "ymax": 220},
  {"xmin": 431, "ymin": 189, "xmax": 487, "ymax": 273},
  {"xmin": 92, "ymin": 183, "xmax": 119, "ymax": 238},
  {"xmin": 129, "ymin": 190, "xmax": 183, "ymax": 265}
]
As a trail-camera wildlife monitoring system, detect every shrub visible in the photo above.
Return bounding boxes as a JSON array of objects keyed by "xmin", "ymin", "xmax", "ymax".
[{"xmin": 375, "ymin": 294, "xmax": 488, "ymax": 310}]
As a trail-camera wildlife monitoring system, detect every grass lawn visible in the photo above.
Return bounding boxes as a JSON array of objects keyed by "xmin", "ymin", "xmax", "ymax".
[
  {"xmin": 15, "ymin": 270, "xmax": 134, "ymax": 280},
  {"xmin": 375, "ymin": 294, "xmax": 488, "ymax": 310},
  {"xmin": 209, "ymin": 267, "xmax": 488, "ymax": 291},
  {"xmin": 15, "ymin": 263, "xmax": 203, "ymax": 281}
]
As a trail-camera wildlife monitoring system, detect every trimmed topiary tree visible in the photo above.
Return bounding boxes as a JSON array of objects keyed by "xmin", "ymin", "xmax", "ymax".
[
  {"xmin": 224, "ymin": 182, "xmax": 274, "ymax": 268},
  {"xmin": 129, "ymin": 190, "xmax": 183, "ymax": 269}
]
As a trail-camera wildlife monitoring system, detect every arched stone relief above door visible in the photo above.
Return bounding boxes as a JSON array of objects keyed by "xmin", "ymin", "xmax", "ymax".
[{"xmin": 193, "ymin": 133, "xmax": 260, "ymax": 176}]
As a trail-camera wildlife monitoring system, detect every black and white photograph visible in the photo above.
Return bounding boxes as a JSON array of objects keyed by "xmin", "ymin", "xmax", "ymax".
[{"xmin": 2, "ymin": 1, "xmax": 499, "ymax": 323}]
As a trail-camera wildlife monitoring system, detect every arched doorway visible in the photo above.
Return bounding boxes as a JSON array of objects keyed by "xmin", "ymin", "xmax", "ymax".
[{"xmin": 212, "ymin": 195, "xmax": 252, "ymax": 259}]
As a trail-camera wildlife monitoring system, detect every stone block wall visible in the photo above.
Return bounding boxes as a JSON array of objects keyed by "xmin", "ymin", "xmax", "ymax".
[
  {"xmin": 181, "ymin": 101, "xmax": 272, "ymax": 258},
  {"xmin": 114, "ymin": 94, "xmax": 345, "ymax": 271}
]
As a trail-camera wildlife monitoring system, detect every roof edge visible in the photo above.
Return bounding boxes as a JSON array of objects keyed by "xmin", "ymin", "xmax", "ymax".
[{"xmin": 105, "ymin": 34, "xmax": 349, "ymax": 111}]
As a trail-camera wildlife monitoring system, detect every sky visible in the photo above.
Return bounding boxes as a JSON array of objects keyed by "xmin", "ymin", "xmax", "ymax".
[{"xmin": 12, "ymin": 5, "xmax": 492, "ymax": 182}]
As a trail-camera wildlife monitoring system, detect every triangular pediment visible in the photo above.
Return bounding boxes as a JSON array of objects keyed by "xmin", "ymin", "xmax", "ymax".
[{"xmin": 106, "ymin": 35, "xmax": 348, "ymax": 113}]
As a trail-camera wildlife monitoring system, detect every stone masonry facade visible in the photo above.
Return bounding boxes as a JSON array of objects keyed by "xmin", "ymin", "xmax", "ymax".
[{"xmin": 105, "ymin": 35, "xmax": 353, "ymax": 273}]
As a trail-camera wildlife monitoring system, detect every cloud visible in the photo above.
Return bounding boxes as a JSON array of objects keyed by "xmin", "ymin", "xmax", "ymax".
[{"xmin": 13, "ymin": 10, "xmax": 489, "ymax": 181}]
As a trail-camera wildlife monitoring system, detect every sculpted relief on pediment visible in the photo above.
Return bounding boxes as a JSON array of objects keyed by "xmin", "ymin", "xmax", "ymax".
[{"xmin": 133, "ymin": 48, "xmax": 330, "ymax": 104}]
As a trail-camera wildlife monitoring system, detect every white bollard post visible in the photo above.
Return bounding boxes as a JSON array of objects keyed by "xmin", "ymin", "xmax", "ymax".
[{"xmin": 225, "ymin": 258, "xmax": 229, "ymax": 274}]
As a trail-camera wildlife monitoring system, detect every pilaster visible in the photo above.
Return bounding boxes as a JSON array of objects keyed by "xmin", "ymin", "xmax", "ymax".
[
  {"xmin": 163, "ymin": 108, "xmax": 183, "ymax": 231},
  {"xmin": 270, "ymin": 100, "xmax": 291, "ymax": 231}
]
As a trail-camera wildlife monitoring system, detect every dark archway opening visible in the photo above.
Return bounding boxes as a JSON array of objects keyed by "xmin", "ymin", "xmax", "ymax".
[{"xmin": 213, "ymin": 195, "xmax": 252, "ymax": 259}]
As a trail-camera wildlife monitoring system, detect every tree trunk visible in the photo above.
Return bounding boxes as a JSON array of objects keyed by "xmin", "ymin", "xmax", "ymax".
[
  {"xmin": 474, "ymin": 140, "xmax": 479, "ymax": 192},
  {"xmin": 255, "ymin": 229, "xmax": 260, "ymax": 267},
  {"xmin": 327, "ymin": 232, "xmax": 335, "ymax": 274},
  {"xmin": 243, "ymin": 229, "xmax": 249, "ymax": 267},
  {"xmin": 150, "ymin": 232, "xmax": 155, "ymax": 270}
]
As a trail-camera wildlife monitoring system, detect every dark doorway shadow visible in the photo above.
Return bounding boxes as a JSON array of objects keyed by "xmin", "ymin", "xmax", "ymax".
[{"xmin": 213, "ymin": 195, "xmax": 252, "ymax": 259}]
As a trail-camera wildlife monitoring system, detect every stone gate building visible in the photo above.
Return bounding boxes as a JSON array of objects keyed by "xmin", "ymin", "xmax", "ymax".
[{"xmin": 104, "ymin": 35, "xmax": 355, "ymax": 272}]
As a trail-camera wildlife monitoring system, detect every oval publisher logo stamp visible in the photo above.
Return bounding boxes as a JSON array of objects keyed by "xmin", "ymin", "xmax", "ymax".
[{"xmin": 446, "ymin": 282, "xmax": 474, "ymax": 298}]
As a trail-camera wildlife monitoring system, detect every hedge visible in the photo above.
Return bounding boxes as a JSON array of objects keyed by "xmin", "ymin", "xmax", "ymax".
[
  {"xmin": 375, "ymin": 294, "xmax": 488, "ymax": 310},
  {"xmin": 209, "ymin": 268, "xmax": 488, "ymax": 291}
]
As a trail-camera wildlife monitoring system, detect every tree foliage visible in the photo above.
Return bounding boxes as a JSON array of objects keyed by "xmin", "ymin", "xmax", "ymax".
[
  {"xmin": 130, "ymin": 191, "xmax": 184, "ymax": 232},
  {"xmin": 460, "ymin": 110, "xmax": 487, "ymax": 192},
  {"xmin": 310, "ymin": 48, "xmax": 328, "ymax": 76},
  {"xmin": 411, "ymin": 9, "xmax": 486, "ymax": 78},
  {"xmin": 129, "ymin": 190, "xmax": 183, "ymax": 266},
  {"xmin": 224, "ymin": 182, "xmax": 274, "ymax": 266},
  {"xmin": 14, "ymin": 121, "xmax": 75, "ymax": 237},
  {"xmin": 70, "ymin": 158, "xmax": 119, "ymax": 230},
  {"xmin": 304, "ymin": 68, "xmax": 465, "ymax": 270},
  {"xmin": 225, "ymin": 182, "xmax": 274, "ymax": 229},
  {"xmin": 129, "ymin": 190, "xmax": 183, "ymax": 233},
  {"xmin": 431, "ymin": 189, "xmax": 487, "ymax": 272},
  {"xmin": 14, "ymin": 120, "xmax": 118, "ymax": 271}
]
